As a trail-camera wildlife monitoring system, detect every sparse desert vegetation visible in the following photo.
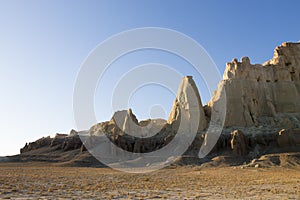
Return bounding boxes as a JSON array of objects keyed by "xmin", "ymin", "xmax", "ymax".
[{"xmin": 0, "ymin": 163, "xmax": 299, "ymax": 199}]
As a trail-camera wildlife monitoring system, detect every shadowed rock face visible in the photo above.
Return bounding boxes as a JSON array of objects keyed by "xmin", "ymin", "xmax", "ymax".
[
  {"xmin": 230, "ymin": 130, "xmax": 248, "ymax": 156},
  {"xmin": 20, "ymin": 131, "xmax": 84, "ymax": 154},
  {"xmin": 20, "ymin": 136, "xmax": 52, "ymax": 153},
  {"xmin": 277, "ymin": 129, "xmax": 300, "ymax": 147}
]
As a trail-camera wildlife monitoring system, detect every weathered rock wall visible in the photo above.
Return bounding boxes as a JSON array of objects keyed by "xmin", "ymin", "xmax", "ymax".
[{"xmin": 209, "ymin": 42, "xmax": 300, "ymax": 127}]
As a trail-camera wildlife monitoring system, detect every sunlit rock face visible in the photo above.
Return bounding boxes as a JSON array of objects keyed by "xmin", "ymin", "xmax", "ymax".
[
  {"xmin": 17, "ymin": 41, "xmax": 300, "ymax": 167},
  {"xmin": 168, "ymin": 76, "xmax": 207, "ymax": 132},
  {"xmin": 209, "ymin": 42, "xmax": 300, "ymax": 127}
]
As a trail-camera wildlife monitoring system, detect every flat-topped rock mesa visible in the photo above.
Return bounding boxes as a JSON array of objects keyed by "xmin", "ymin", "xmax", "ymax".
[{"xmin": 208, "ymin": 42, "xmax": 300, "ymax": 127}]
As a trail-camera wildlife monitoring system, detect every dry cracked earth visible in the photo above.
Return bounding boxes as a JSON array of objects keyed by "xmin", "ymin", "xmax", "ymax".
[{"xmin": 0, "ymin": 163, "xmax": 299, "ymax": 199}]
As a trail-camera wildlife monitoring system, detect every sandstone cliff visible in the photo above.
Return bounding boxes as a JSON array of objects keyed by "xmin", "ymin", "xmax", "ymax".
[{"xmin": 208, "ymin": 42, "xmax": 300, "ymax": 127}]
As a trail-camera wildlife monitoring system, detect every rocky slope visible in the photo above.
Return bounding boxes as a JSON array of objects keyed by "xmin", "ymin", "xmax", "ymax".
[{"xmin": 8, "ymin": 41, "xmax": 300, "ymax": 168}]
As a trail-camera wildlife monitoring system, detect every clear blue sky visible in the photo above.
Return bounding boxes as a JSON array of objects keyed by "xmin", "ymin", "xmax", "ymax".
[{"xmin": 0, "ymin": 0, "xmax": 299, "ymax": 156}]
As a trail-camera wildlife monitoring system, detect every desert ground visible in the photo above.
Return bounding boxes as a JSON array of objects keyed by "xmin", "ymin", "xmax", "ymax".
[{"xmin": 0, "ymin": 163, "xmax": 299, "ymax": 199}]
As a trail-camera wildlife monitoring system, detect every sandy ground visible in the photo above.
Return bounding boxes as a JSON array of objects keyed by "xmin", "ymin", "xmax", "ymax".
[{"xmin": 0, "ymin": 163, "xmax": 299, "ymax": 199}]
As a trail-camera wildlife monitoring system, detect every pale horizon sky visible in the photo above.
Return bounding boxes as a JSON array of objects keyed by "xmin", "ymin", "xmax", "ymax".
[{"xmin": 1, "ymin": 1, "xmax": 300, "ymax": 156}]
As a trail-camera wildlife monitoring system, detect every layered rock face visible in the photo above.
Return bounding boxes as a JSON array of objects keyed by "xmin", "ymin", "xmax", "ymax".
[
  {"xmin": 211, "ymin": 42, "xmax": 300, "ymax": 127},
  {"xmin": 20, "ymin": 130, "xmax": 85, "ymax": 154}
]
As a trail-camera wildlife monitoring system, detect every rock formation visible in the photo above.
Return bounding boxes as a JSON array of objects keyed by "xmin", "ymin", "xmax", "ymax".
[
  {"xmin": 209, "ymin": 42, "xmax": 300, "ymax": 127},
  {"xmin": 20, "ymin": 130, "xmax": 85, "ymax": 154},
  {"xmin": 50, "ymin": 133, "xmax": 68, "ymax": 147},
  {"xmin": 16, "ymin": 41, "xmax": 300, "ymax": 168},
  {"xmin": 168, "ymin": 76, "xmax": 207, "ymax": 132},
  {"xmin": 20, "ymin": 136, "xmax": 51, "ymax": 153},
  {"xmin": 81, "ymin": 76, "xmax": 205, "ymax": 155}
]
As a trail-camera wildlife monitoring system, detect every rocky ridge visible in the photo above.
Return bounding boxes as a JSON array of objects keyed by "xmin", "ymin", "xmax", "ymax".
[{"xmin": 10, "ymin": 41, "xmax": 300, "ymax": 167}]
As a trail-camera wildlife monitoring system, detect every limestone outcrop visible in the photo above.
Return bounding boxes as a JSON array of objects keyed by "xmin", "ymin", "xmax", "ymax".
[{"xmin": 210, "ymin": 42, "xmax": 300, "ymax": 127}]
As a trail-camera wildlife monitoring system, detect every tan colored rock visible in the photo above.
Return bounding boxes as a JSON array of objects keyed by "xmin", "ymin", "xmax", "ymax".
[
  {"xmin": 110, "ymin": 109, "xmax": 167, "ymax": 138},
  {"xmin": 230, "ymin": 130, "xmax": 248, "ymax": 156},
  {"xmin": 54, "ymin": 133, "xmax": 68, "ymax": 138},
  {"xmin": 209, "ymin": 42, "xmax": 300, "ymax": 127},
  {"xmin": 111, "ymin": 109, "xmax": 139, "ymax": 135},
  {"xmin": 17, "ymin": 41, "xmax": 300, "ymax": 166},
  {"xmin": 69, "ymin": 129, "xmax": 78, "ymax": 136},
  {"xmin": 168, "ymin": 76, "xmax": 207, "ymax": 132}
]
